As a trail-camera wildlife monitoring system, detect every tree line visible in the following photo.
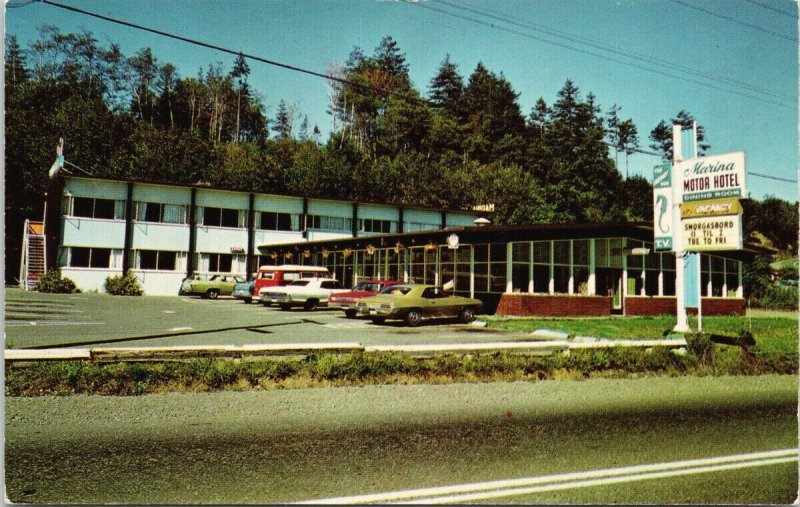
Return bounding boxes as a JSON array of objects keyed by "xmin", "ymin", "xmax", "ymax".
[{"xmin": 5, "ymin": 28, "xmax": 796, "ymax": 282}]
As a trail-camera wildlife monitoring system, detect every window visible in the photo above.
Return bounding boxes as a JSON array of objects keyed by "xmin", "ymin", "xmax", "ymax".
[
  {"xmin": 259, "ymin": 211, "xmax": 294, "ymax": 231},
  {"xmin": 360, "ymin": 218, "xmax": 392, "ymax": 234},
  {"xmin": 208, "ymin": 253, "xmax": 233, "ymax": 273},
  {"xmin": 307, "ymin": 214, "xmax": 352, "ymax": 232},
  {"xmin": 139, "ymin": 250, "xmax": 178, "ymax": 271},
  {"xmin": 135, "ymin": 202, "xmax": 188, "ymax": 224},
  {"xmin": 202, "ymin": 207, "xmax": 243, "ymax": 228},
  {"xmin": 422, "ymin": 287, "xmax": 446, "ymax": 298},
  {"xmin": 68, "ymin": 247, "xmax": 111, "ymax": 268},
  {"xmin": 321, "ymin": 280, "xmax": 345, "ymax": 290},
  {"xmin": 70, "ymin": 196, "xmax": 123, "ymax": 220}
]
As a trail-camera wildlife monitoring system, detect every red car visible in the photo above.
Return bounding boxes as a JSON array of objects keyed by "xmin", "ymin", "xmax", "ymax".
[{"xmin": 329, "ymin": 279, "xmax": 404, "ymax": 318}]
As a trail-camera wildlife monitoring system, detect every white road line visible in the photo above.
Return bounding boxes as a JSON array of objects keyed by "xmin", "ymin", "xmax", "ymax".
[{"xmin": 297, "ymin": 449, "xmax": 798, "ymax": 505}]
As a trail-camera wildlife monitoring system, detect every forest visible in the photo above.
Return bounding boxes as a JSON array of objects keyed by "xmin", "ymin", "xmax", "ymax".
[{"xmin": 5, "ymin": 27, "xmax": 797, "ymax": 285}]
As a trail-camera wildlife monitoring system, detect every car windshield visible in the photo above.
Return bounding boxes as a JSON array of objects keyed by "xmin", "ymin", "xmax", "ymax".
[
  {"xmin": 287, "ymin": 280, "xmax": 310, "ymax": 287},
  {"xmin": 378, "ymin": 285, "xmax": 413, "ymax": 296}
]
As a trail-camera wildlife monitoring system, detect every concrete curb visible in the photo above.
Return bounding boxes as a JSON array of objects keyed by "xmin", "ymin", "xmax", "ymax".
[{"xmin": 5, "ymin": 339, "xmax": 688, "ymax": 362}]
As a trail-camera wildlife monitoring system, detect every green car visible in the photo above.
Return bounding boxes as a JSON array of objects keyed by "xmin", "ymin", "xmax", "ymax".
[
  {"xmin": 179, "ymin": 274, "xmax": 245, "ymax": 299},
  {"xmin": 355, "ymin": 284, "xmax": 483, "ymax": 326}
]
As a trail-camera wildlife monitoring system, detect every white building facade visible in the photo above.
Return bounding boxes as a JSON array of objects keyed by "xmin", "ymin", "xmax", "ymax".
[{"xmin": 46, "ymin": 176, "xmax": 482, "ymax": 295}]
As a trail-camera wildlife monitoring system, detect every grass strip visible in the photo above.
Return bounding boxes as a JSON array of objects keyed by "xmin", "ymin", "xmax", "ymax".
[{"xmin": 6, "ymin": 341, "xmax": 797, "ymax": 396}]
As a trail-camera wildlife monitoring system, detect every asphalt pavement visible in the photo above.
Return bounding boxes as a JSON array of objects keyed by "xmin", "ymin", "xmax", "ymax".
[
  {"xmin": 5, "ymin": 288, "xmax": 512, "ymax": 349},
  {"xmin": 5, "ymin": 375, "xmax": 798, "ymax": 504}
]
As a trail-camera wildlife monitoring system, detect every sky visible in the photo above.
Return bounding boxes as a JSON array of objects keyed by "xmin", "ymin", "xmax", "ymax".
[{"xmin": 6, "ymin": 0, "xmax": 799, "ymax": 202}]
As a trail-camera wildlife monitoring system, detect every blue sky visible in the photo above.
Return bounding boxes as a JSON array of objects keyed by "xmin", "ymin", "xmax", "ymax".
[{"xmin": 6, "ymin": 0, "xmax": 798, "ymax": 202}]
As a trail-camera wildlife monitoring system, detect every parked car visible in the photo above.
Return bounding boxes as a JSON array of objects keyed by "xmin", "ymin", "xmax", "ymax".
[
  {"xmin": 329, "ymin": 279, "xmax": 404, "ymax": 318},
  {"xmin": 355, "ymin": 284, "xmax": 482, "ymax": 326},
  {"xmin": 232, "ymin": 279, "xmax": 256, "ymax": 303},
  {"xmin": 179, "ymin": 274, "xmax": 245, "ymax": 299},
  {"xmin": 253, "ymin": 265, "xmax": 331, "ymax": 305},
  {"xmin": 259, "ymin": 278, "xmax": 349, "ymax": 311}
]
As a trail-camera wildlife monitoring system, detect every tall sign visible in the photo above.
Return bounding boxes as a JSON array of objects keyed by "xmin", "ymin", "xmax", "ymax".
[
  {"xmin": 676, "ymin": 151, "xmax": 747, "ymax": 202},
  {"xmin": 653, "ymin": 163, "xmax": 674, "ymax": 252}
]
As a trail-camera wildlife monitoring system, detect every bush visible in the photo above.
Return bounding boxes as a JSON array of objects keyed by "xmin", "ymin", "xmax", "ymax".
[
  {"xmin": 104, "ymin": 271, "xmax": 144, "ymax": 296},
  {"xmin": 36, "ymin": 269, "xmax": 80, "ymax": 294},
  {"xmin": 686, "ymin": 332, "xmax": 714, "ymax": 364},
  {"xmin": 756, "ymin": 284, "xmax": 797, "ymax": 310}
]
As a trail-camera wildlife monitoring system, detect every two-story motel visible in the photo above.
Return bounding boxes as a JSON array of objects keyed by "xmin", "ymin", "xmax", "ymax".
[{"xmin": 34, "ymin": 174, "xmax": 763, "ymax": 316}]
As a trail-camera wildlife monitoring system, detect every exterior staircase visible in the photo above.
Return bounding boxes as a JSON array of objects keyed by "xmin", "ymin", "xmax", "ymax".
[{"xmin": 20, "ymin": 220, "xmax": 46, "ymax": 290}]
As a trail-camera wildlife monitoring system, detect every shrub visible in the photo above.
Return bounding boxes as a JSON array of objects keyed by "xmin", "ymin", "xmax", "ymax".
[
  {"xmin": 686, "ymin": 332, "xmax": 714, "ymax": 364},
  {"xmin": 36, "ymin": 269, "xmax": 80, "ymax": 294},
  {"xmin": 756, "ymin": 284, "xmax": 797, "ymax": 310},
  {"xmin": 104, "ymin": 271, "xmax": 144, "ymax": 296}
]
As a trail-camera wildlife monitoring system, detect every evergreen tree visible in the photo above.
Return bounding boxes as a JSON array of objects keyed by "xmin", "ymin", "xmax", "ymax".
[
  {"xmin": 5, "ymin": 35, "xmax": 29, "ymax": 95},
  {"xmin": 230, "ymin": 53, "xmax": 251, "ymax": 142},
  {"xmin": 428, "ymin": 54, "xmax": 464, "ymax": 117},
  {"xmin": 649, "ymin": 110, "xmax": 709, "ymax": 161},
  {"xmin": 272, "ymin": 99, "xmax": 294, "ymax": 139},
  {"xmin": 373, "ymin": 35, "xmax": 409, "ymax": 81}
]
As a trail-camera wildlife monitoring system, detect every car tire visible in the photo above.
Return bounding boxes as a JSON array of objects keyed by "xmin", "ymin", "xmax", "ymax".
[
  {"xmin": 460, "ymin": 307, "xmax": 476, "ymax": 323},
  {"xmin": 303, "ymin": 299, "xmax": 319, "ymax": 311},
  {"xmin": 207, "ymin": 289, "xmax": 219, "ymax": 300},
  {"xmin": 279, "ymin": 303, "xmax": 292, "ymax": 311},
  {"xmin": 344, "ymin": 309, "xmax": 358, "ymax": 319},
  {"xmin": 370, "ymin": 317, "xmax": 386, "ymax": 325},
  {"xmin": 244, "ymin": 297, "xmax": 252, "ymax": 304},
  {"xmin": 405, "ymin": 309, "xmax": 422, "ymax": 327}
]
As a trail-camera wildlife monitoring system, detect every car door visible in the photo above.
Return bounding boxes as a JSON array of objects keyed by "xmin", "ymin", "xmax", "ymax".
[{"xmin": 420, "ymin": 287, "xmax": 441, "ymax": 317}]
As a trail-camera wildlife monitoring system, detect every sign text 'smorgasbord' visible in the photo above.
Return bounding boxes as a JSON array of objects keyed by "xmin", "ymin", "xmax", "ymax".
[{"xmin": 682, "ymin": 214, "xmax": 743, "ymax": 251}]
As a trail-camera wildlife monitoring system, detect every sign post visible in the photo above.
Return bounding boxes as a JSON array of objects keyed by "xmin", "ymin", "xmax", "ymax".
[{"xmin": 655, "ymin": 124, "xmax": 746, "ymax": 333}]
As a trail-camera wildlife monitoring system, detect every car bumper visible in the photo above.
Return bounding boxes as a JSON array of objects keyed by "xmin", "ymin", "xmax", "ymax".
[{"xmin": 232, "ymin": 289, "xmax": 253, "ymax": 299}]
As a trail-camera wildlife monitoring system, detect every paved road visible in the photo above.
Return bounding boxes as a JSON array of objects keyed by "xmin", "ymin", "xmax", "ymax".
[
  {"xmin": 5, "ymin": 375, "xmax": 797, "ymax": 504},
  {"xmin": 5, "ymin": 289, "xmax": 512, "ymax": 349}
]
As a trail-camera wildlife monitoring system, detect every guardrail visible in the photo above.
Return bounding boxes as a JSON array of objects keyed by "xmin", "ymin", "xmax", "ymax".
[{"xmin": 4, "ymin": 338, "xmax": 687, "ymax": 362}]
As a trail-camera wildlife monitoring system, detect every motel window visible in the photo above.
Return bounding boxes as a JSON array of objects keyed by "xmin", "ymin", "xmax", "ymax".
[
  {"xmin": 259, "ymin": 211, "xmax": 295, "ymax": 231},
  {"xmin": 207, "ymin": 253, "xmax": 233, "ymax": 273},
  {"xmin": 532, "ymin": 241, "xmax": 551, "ymax": 294},
  {"xmin": 553, "ymin": 240, "xmax": 570, "ymax": 294},
  {"xmin": 202, "ymin": 207, "xmax": 244, "ymax": 228},
  {"xmin": 511, "ymin": 242, "xmax": 531, "ymax": 293},
  {"xmin": 359, "ymin": 218, "xmax": 392, "ymax": 234},
  {"xmin": 725, "ymin": 259, "xmax": 740, "ymax": 297},
  {"xmin": 488, "ymin": 243, "xmax": 507, "ymax": 293},
  {"xmin": 307, "ymin": 214, "xmax": 352, "ymax": 232},
  {"xmin": 68, "ymin": 196, "xmax": 124, "ymax": 220},
  {"xmin": 135, "ymin": 202, "xmax": 188, "ymax": 224},
  {"xmin": 406, "ymin": 222, "xmax": 440, "ymax": 232},
  {"xmin": 68, "ymin": 247, "xmax": 112, "ymax": 268},
  {"xmin": 573, "ymin": 240, "xmax": 590, "ymax": 294},
  {"xmin": 138, "ymin": 250, "xmax": 178, "ymax": 271}
]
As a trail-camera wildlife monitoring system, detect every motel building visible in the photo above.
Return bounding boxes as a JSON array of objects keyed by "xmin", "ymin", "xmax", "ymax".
[{"xmin": 27, "ymin": 174, "xmax": 764, "ymax": 317}]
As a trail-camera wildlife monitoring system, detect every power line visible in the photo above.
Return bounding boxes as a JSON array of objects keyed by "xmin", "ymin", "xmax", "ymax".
[
  {"xmin": 36, "ymin": 0, "xmax": 429, "ymax": 107},
  {"xmin": 748, "ymin": 171, "xmax": 797, "ymax": 183},
  {"xmin": 410, "ymin": 1, "xmax": 794, "ymax": 109},
  {"xmin": 432, "ymin": 0, "xmax": 793, "ymax": 103},
  {"xmin": 742, "ymin": 0, "xmax": 799, "ymax": 19},
  {"xmin": 669, "ymin": 0, "xmax": 797, "ymax": 42}
]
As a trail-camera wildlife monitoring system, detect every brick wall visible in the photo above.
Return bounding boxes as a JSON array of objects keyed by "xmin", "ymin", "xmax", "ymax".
[
  {"xmin": 697, "ymin": 298, "xmax": 746, "ymax": 316},
  {"xmin": 496, "ymin": 294, "xmax": 612, "ymax": 317},
  {"xmin": 625, "ymin": 296, "xmax": 745, "ymax": 316},
  {"xmin": 625, "ymin": 297, "xmax": 676, "ymax": 316}
]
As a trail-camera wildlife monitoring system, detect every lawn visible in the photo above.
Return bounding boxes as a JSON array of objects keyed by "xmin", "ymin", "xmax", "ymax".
[{"xmin": 486, "ymin": 312, "xmax": 798, "ymax": 361}]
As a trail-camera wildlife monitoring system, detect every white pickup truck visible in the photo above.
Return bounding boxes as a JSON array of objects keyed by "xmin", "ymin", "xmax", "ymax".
[{"xmin": 259, "ymin": 278, "xmax": 349, "ymax": 311}]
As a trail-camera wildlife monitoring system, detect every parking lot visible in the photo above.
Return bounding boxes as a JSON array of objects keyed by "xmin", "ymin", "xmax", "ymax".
[{"xmin": 5, "ymin": 288, "xmax": 515, "ymax": 350}]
